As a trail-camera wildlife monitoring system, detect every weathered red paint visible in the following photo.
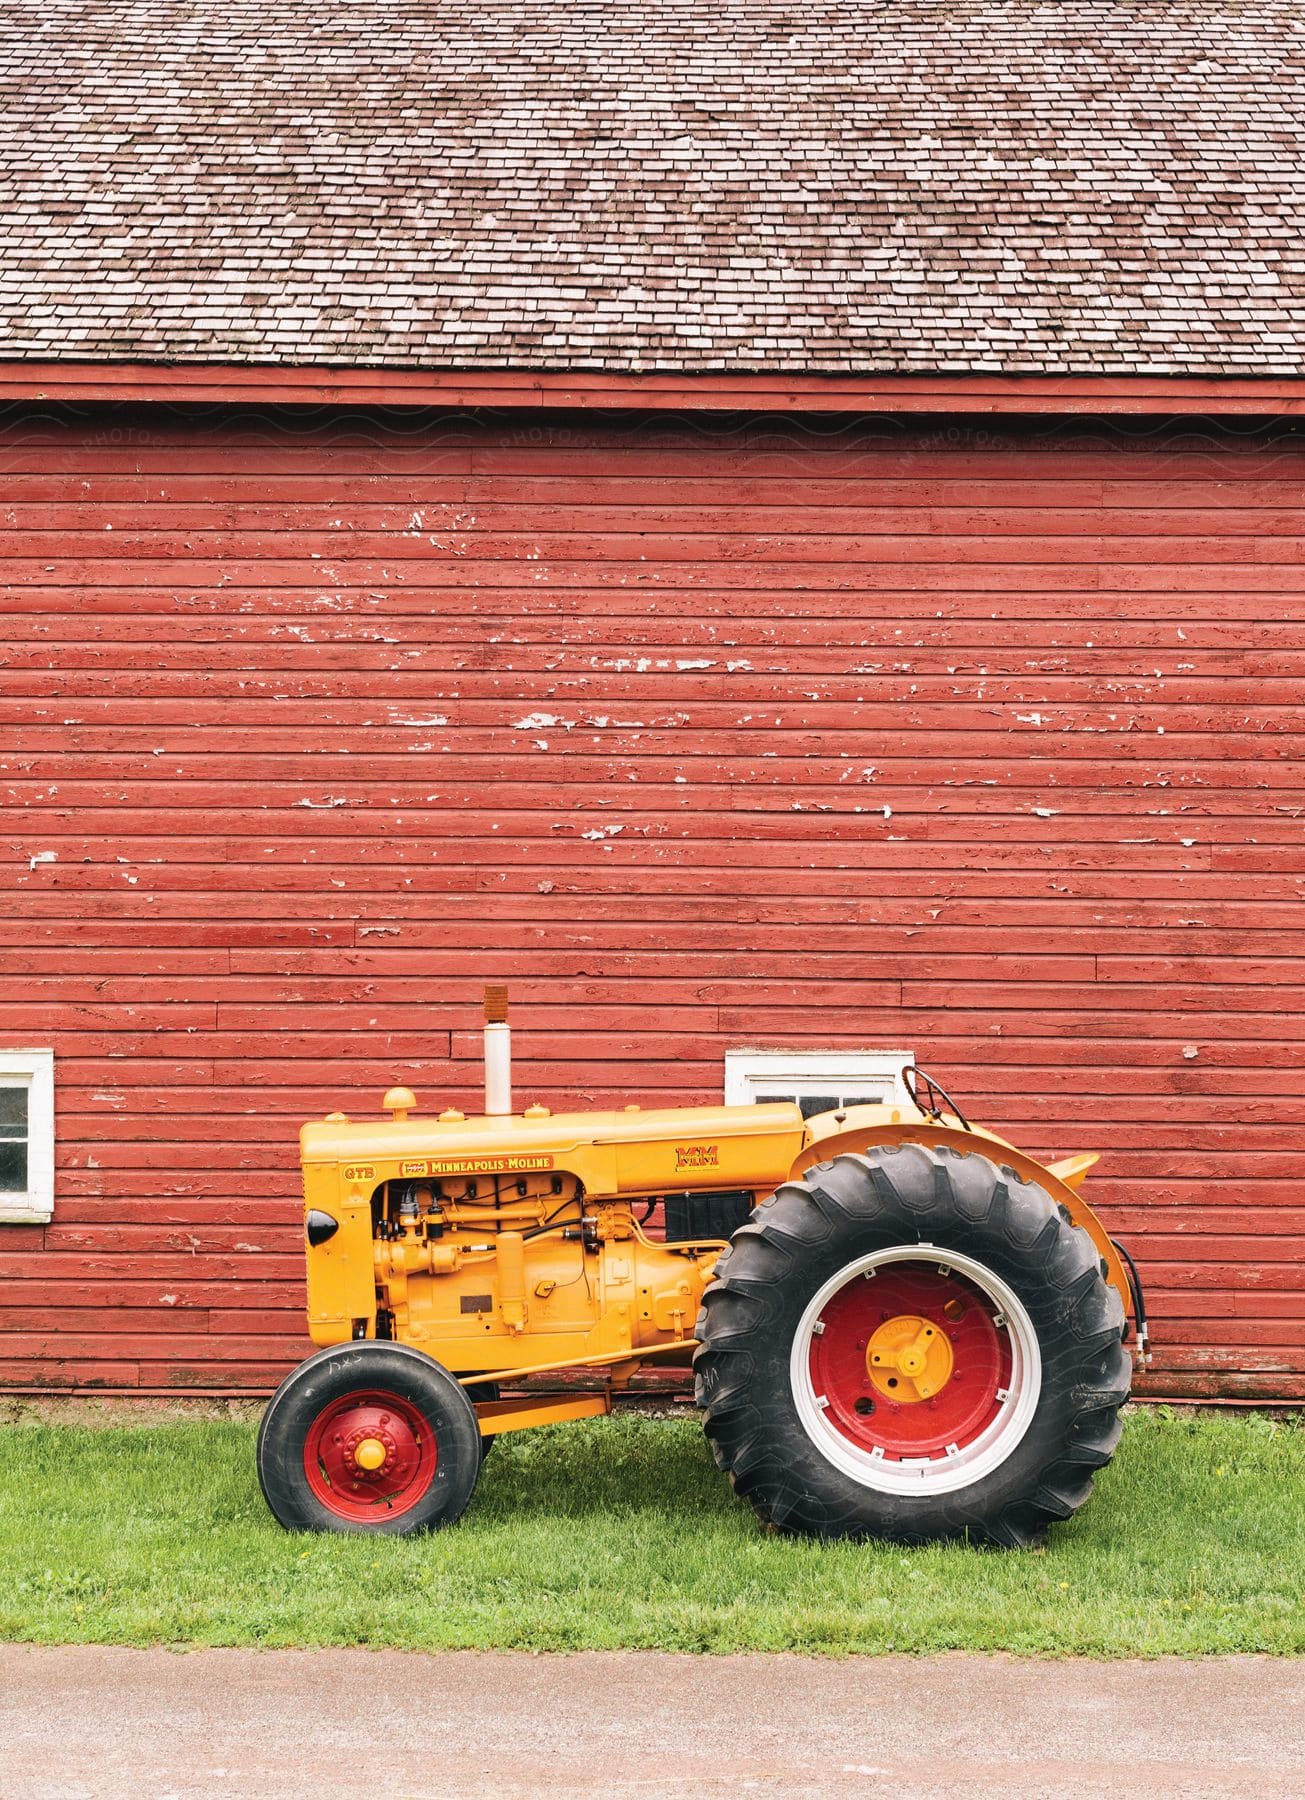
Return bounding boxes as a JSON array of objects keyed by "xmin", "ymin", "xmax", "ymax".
[{"xmin": 0, "ymin": 400, "xmax": 1301, "ymax": 1398}]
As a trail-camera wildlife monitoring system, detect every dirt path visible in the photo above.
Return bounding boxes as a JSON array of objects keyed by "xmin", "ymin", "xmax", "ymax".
[{"xmin": 1, "ymin": 1645, "xmax": 1299, "ymax": 1798}]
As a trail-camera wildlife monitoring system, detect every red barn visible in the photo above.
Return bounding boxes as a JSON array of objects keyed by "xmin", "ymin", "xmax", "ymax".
[{"xmin": 1, "ymin": 1, "xmax": 1302, "ymax": 1401}]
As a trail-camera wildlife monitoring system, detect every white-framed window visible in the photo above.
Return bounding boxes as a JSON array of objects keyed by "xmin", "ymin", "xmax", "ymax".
[
  {"xmin": 725, "ymin": 1048, "xmax": 914, "ymax": 1119},
  {"xmin": 0, "ymin": 1050, "xmax": 55, "ymax": 1224}
]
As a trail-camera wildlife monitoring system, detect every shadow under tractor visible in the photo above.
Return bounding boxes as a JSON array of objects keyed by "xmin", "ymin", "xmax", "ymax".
[{"xmin": 258, "ymin": 989, "xmax": 1147, "ymax": 1547}]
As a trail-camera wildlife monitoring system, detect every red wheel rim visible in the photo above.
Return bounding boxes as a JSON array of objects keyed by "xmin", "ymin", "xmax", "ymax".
[
  {"xmin": 303, "ymin": 1388, "xmax": 437, "ymax": 1521},
  {"xmin": 809, "ymin": 1262, "xmax": 1012, "ymax": 1463}
]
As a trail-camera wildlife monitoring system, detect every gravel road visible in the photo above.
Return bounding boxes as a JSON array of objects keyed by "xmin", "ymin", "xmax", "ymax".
[{"xmin": 1, "ymin": 1645, "xmax": 1299, "ymax": 1799}]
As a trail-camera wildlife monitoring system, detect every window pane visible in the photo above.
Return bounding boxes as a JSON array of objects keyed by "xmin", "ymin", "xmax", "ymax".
[
  {"xmin": 798, "ymin": 1095, "xmax": 841, "ymax": 1119},
  {"xmin": 0, "ymin": 1088, "xmax": 26, "ymax": 1128},
  {"xmin": 0, "ymin": 1139, "xmax": 27, "ymax": 1192},
  {"xmin": 755, "ymin": 1093, "xmax": 844, "ymax": 1119}
]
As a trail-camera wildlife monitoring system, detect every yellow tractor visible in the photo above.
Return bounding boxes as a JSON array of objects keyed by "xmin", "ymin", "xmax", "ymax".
[{"xmin": 258, "ymin": 989, "xmax": 1146, "ymax": 1546}]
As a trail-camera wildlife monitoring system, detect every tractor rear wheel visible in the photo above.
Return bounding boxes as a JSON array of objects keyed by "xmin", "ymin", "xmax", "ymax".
[
  {"xmin": 257, "ymin": 1341, "xmax": 482, "ymax": 1535},
  {"xmin": 693, "ymin": 1142, "xmax": 1131, "ymax": 1547}
]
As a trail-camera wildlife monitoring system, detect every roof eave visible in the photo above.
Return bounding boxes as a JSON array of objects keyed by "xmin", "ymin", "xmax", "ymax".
[{"xmin": 2, "ymin": 361, "xmax": 1304, "ymax": 415}]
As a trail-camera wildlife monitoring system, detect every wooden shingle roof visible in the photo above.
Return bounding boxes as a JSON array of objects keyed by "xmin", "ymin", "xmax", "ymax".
[{"xmin": 1, "ymin": 0, "xmax": 1302, "ymax": 373}]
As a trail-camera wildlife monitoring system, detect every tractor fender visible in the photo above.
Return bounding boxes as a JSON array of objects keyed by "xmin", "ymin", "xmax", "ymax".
[{"xmin": 786, "ymin": 1119, "xmax": 1133, "ymax": 1329}]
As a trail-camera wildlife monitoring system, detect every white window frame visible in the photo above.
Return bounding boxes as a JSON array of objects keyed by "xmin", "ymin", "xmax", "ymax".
[
  {"xmin": 0, "ymin": 1049, "xmax": 55, "ymax": 1224},
  {"xmin": 725, "ymin": 1047, "xmax": 915, "ymax": 1113}
]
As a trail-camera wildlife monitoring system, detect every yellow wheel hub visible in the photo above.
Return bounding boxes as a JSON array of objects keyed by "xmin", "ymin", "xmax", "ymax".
[
  {"xmin": 867, "ymin": 1314, "xmax": 954, "ymax": 1403},
  {"xmin": 353, "ymin": 1436, "xmax": 388, "ymax": 1472}
]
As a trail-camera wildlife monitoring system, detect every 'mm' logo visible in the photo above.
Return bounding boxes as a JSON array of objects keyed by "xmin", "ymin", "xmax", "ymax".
[{"xmin": 674, "ymin": 1143, "xmax": 720, "ymax": 1173}]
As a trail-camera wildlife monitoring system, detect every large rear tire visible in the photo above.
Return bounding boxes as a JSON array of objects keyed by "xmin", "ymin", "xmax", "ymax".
[
  {"xmin": 693, "ymin": 1141, "xmax": 1131, "ymax": 1547},
  {"xmin": 257, "ymin": 1341, "xmax": 482, "ymax": 1535}
]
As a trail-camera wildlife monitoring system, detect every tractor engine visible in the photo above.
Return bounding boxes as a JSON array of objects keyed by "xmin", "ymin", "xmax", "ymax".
[{"xmin": 363, "ymin": 1165, "xmax": 720, "ymax": 1369}]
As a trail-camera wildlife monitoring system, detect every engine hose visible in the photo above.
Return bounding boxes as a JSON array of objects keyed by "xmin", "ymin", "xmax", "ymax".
[{"xmin": 1111, "ymin": 1236, "xmax": 1150, "ymax": 1363}]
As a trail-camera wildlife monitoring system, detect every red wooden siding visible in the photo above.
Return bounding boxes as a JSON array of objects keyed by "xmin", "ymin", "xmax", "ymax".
[{"xmin": 0, "ymin": 403, "xmax": 1301, "ymax": 1399}]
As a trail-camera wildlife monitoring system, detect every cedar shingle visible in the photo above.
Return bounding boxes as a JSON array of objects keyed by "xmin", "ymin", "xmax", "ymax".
[{"xmin": 0, "ymin": 0, "xmax": 1301, "ymax": 372}]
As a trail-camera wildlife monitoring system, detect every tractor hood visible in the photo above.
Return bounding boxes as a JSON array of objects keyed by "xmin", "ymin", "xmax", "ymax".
[{"xmin": 301, "ymin": 1097, "xmax": 821, "ymax": 1201}]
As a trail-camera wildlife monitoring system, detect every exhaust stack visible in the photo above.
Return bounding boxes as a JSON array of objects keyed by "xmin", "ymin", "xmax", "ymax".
[{"xmin": 483, "ymin": 983, "xmax": 511, "ymax": 1115}]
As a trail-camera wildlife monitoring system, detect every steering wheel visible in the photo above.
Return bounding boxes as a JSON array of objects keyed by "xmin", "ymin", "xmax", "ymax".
[{"xmin": 902, "ymin": 1065, "xmax": 972, "ymax": 1132}]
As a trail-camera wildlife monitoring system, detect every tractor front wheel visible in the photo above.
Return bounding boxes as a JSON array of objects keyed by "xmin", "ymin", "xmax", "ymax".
[
  {"xmin": 257, "ymin": 1341, "xmax": 482, "ymax": 1535},
  {"xmin": 693, "ymin": 1142, "xmax": 1131, "ymax": 1547}
]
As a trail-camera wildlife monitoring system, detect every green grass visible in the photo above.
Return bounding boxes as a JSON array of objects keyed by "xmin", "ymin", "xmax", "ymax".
[{"xmin": 0, "ymin": 1408, "xmax": 1301, "ymax": 1655}]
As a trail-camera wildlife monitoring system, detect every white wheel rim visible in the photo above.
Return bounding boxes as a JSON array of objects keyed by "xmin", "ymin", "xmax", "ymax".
[{"xmin": 789, "ymin": 1243, "xmax": 1043, "ymax": 1497}]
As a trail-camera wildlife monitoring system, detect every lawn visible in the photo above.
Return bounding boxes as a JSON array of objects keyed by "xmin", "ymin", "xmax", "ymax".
[{"xmin": 0, "ymin": 1407, "xmax": 1300, "ymax": 1656}]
